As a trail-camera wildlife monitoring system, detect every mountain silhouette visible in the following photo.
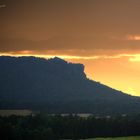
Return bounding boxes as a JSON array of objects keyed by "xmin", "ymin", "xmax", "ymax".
[{"xmin": 0, "ymin": 56, "xmax": 140, "ymax": 115}]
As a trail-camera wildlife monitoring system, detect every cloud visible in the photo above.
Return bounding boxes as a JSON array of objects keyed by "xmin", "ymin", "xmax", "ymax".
[
  {"xmin": 1, "ymin": 0, "xmax": 140, "ymax": 57},
  {"xmin": 0, "ymin": 4, "xmax": 6, "ymax": 8},
  {"xmin": 129, "ymin": 55, "xmax": 140, "ymax": 62},
  {"xmin": 1, "ymin": 35, "xmax": 140, "ymax": 54},
  {"xmin": 126, "ymin": 35, "xmax": 140, "ymax": 41},
  {"xmin": 1, "ymin": 51, "xmax": 140, "ymax": 62}
]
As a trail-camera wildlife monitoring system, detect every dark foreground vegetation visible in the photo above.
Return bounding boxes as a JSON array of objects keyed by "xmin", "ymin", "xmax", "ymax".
[{"xmin": 0, "ymin": 113, "xmax": 140, "ymax": 140}]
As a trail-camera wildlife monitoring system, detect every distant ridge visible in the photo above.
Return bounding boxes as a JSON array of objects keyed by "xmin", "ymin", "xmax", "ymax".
[{"xmin": 0, "ymin": 56, "xmax": 140, "ymax": 115}]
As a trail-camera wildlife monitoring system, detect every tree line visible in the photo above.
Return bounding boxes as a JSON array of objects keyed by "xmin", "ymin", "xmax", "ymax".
[{"xmin": 0, "ymin": 113, "xmax": 140, "ymax": 140}]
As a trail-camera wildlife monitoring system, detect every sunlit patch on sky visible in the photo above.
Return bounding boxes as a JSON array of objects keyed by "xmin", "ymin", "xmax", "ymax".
[
  {"xmin": 1, "ymin": 52, "xmax": 140, "ymax": 61},
  {"xmin": 124, "ymin": 87, "xmax": 137, "ymax": 96},
  {"xmin": 126, "ymin": 35, "xmax": 140, "ymax": 41},
  {"xmin": 129, "ymin": 55, "xmax": 140, "ymax": 62}
]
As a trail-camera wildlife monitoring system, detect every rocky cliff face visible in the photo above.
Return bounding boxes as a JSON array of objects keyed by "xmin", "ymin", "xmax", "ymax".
[
  {"xmin": 0, "ymin": 56, "xmax": 87, "ymax": 100},
  {"xmin": 47, "ymin": 57, "xmax": 86, "ymax": 80}
]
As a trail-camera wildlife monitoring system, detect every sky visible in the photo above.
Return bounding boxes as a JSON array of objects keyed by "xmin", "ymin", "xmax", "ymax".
[{"xmin": 1, "ymin": 0, "xmax": 140, "ymax": 96}]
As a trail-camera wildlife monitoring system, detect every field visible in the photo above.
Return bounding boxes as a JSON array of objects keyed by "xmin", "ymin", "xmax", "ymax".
[
  {"xmin": 87, "ymin": 136, "xmax": 140, "ymax": 140},
  {"xmin": 0, "ymin": 110, "xmax": 33, "ymax": 116}
]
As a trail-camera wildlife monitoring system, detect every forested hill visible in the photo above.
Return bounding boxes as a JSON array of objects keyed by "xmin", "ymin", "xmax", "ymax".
[{"xmin": 0, "ymin": 56, "xmax": 140, "ymax": 115}]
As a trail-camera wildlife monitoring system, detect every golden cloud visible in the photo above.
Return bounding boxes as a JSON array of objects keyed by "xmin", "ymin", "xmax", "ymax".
[
  {"xmin": 1, "ymin": 52, "xmax": 140, "ymax": 62},
  {"xmin": 126, "ymin": 35, "xmax": 140, "ymax": 41}
]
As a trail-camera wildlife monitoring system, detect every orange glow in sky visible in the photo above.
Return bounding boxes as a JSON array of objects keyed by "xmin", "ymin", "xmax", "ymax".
[
  {"xmin": 0, "ymin": 52, "xmax": 140, "ymax": 96},
  {"xmin": 127, "ymin": 35, "xmax": 140, "ymax": 41},
  {"xmin": 1, "ymin": 0, "xmax": 140, "ymax": 96}
]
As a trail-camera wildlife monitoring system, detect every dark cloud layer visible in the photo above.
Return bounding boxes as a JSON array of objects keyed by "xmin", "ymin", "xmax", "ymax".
[{"xmin": 1, "ymin": 0, "xmax": 140, "ymax": 55}]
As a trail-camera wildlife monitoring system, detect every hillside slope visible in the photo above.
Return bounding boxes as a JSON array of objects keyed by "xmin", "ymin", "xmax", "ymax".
[{"xmin": 0, "ymin": 56, "xmax": 140, "ymax": 115}]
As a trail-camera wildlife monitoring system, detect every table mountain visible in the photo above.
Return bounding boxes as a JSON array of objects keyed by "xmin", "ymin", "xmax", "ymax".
[{"xmin": 0, "ymin": 56, "xmax": 140, "ymax": 115}]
